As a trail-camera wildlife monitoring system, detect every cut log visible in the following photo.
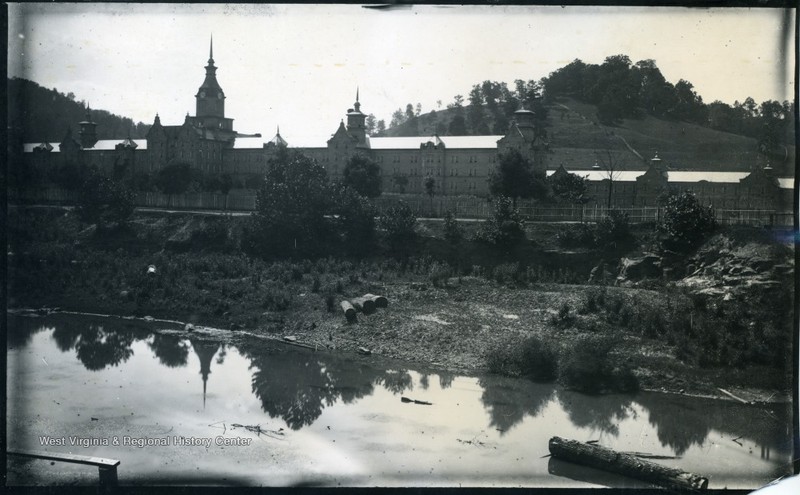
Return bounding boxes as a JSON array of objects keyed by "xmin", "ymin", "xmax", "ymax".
[
  {"xmin": 364, "ymin": 293, "xmax": 388, "ymax": 308},
  {"xmin": 548, "ymin": 436, "xmax": 708, "ymax": 491},
  {"xmin": 717, "ymin": 387, "xmax": 751, "ymax": 404},
  {"xmin": 351, "ymin": 297, "xmax": 376, "ymax": 314},
  {"xmin": 357, "ymin": 346, "xmax": 371, "ymax": 355},
  {"xmin": 340, "ymin": 301, "xmax": 357, "ymax": 322}
]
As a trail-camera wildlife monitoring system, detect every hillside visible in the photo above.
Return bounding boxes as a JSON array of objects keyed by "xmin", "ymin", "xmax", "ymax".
[
  {"xmin": 385, "ymin": 97, "xmax": 794, "ymax": 174},
  {"xmin": 7, "ymin": 77, "xmax": 150, "ymax": 144}
]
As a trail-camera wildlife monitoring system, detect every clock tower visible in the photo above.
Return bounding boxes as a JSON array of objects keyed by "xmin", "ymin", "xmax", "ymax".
[{"xmin": 193, "ymin": 36, "xmax": 233, "ymax": 136}]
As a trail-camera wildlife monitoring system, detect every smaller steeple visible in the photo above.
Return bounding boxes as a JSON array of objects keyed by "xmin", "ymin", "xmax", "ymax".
[
  {"xmin": 209, "ymin": 34, "xmax": 214, "ymax": 63},
  {"xmin": 354, "ymin": 87, "xmax": 361, "ymax": 113},
  {"xmin": 79, "ymin": 103, "xmax": 98, "ymax": 148}
]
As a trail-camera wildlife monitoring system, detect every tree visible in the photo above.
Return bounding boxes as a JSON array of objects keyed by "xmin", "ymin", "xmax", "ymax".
[
  {"xmin": 76, "ymin": 170, "xmax": 136, "ymax": 228},
  {"xmin": 595, "ymin": 149, "xmax": 625, "ymax": 209},
  {"xmin": 659, "ymin": 191, "xmax": 717, "ymax": 253},
  {"xmin": 365, "ymin": 114, "xmax": 377, "ymax": 135},
  {"xmin": 448, "ymin": 115, "xmax": 468, "ymax": 136},
  {"xmin": 488, "ymin": 149, "xmax": 547, "ymax": 206},
  {"xmin": 343, "ymin": 154, "xmax": 382, "ymax": 198},
  {"xmin": 475, "ymin": 196, "xmax": 526, "ymax": 248},
  {"xmin": 549, "ymin": 170, "xmax": 589, "ymax": 204},
  {"xmin": 219, "ymin": 173, "xmax": 233, "ymax": 211},
  {"xmin": 375, "ymin": 120, "xmax": 387, "ymax": 136},
  {"xmin": 249, "ymin": 147, "xmax": 335, "ymax": 258},
  {"xmin": 156, "ymin": 161, "xmax": 194, "ymax": 206},
  {"xmin": 379, "ymin": 201, "xmax": 417, "ymax": 251},
  {"xmin": 424, "ymin": 177, "xmax": 436, "ymax": 215},
  {"xmin": 392, "ymin": 174, "xmax": 409, "ymax": 194},
  {"xmin": 331, "ymin": 184, "xmax": 377, "ymax": 254},
  {"xmin": 443, "ymin": 210, "xmax": 463, "ymax": 246}
]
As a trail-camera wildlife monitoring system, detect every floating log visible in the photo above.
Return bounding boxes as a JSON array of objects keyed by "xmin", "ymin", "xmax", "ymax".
[
  {"xmin": 283, "ymin": 335, "xmax": 297, "ymax": 343},
  {"xmin": 718, "ymin": 387, "xmax": 751, "ymax": 404},
  {"xmin": 548, "ymin": 436, "xmax": 708, "ymax": 491},
  {"xmin": 401, "ymin": 396, "xmax": 433, "ymax": 405},
  {"xmin": 364, "ymin": 293, "xmax": 389, "ymax": 308},
  {"xmin": 340, "ymin": 301, "xmax": 357, "ymax": 322},
  {"xmin": 351, "ymin": 297, "xmax": 376, "ymax": 314},
  {"xmin": 357, "ymin": 346, "xmax": 371, "ymax": 355}
]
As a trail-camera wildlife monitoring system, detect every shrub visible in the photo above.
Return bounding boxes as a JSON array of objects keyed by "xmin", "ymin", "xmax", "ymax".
[
  {"xmin": 429, "ymin": 262, "xmax": 452, "ymax": 287},
  {"xmin": 379, "ymin": 201, "xmax": 418, "ymax": 249},
  {"xmin": 558, "ymin": 335, "xmax": 638, "ymax": 393},
  {"xmin": 325, "ymin": 294, "xmax": 336, "ymax": 313},
  {"xmin": 550, "ymin": 302, "xmax": 575, "ymax": 328},
  {"xmin": 443, "ymin": 210, "xmax": 463, "ymax": 245},
  {"xmin": 659, "ymin": 191, "xmax": 717, "ymax": 253},
  {"xmin": 485, "ymin": 335, "xmax": 558, "ymax": 382},
  {"xmin": 75, "ymin": 171, "xmax": 136, "ymax": 227},
  {"xmin": 556, "ymin": 223, "xmax": 596, "ymax": 248},
  {"xmin": 475, "ymin": 196, "xmax": 526, "ymax": 247},
  {"xmin": 333, "ymin": 185, "xmax": 377, "ymax": 254},
  {"xmin": 190, "ymin": 221, "xmax": 230, "ymax": 250},
  {"xmin": 519, "ymin": 336, "xmax": 559, "ymax": 381},
  {"xmin": 595, "ymin": 210, "xmax": 633, "ymax": 249},
  {"xmin": 263, "ymin": 287, "xmax": 292, "ymax": 311}
]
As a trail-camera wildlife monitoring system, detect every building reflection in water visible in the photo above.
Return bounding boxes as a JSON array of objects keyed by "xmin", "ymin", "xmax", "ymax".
[{"xmin": 190, "ymin": 339, "xmax": 220, "ymax": 409}]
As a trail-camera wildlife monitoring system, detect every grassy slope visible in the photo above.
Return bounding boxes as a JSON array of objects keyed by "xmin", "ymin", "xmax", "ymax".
[
  {"xmin": 7, "ymin": 208, "xmax": 793, "ymax": 402},
  {"xmin": 385, "ymin": 97, "xmax": 795, "ymax": 174}
]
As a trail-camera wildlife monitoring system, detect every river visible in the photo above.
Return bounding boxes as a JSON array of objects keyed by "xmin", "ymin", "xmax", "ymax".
[{"xmin": 6, "ymin": 313, "xmax": 792, "ymax": 488}]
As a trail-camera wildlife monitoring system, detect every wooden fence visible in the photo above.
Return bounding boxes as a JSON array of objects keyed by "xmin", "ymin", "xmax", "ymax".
[{"xmin": 10, "ymin": 188, "xmax": 795, "ymax": 226}]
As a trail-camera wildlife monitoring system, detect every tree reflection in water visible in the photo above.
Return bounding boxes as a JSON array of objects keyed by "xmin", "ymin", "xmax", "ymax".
[
  {"xmin": 479, "ymin": 376, "xmax": 556, "ymax": 434},
  {"xmin": 245, "ymin": 342, "xmax": 416, "ymax": 430},
  {"xmin": 636, "ymin": 392, "xmax": 791, "ymax": 457},
  {"xmin": 50, "ymin": 322, "xmax": 140, "ymax": 371},
  {"xmin": 557, "ymin": 391, "xmax": 634, "ymax": 438},
  {"xmin": 149, "ymin": 334, "xmax": 190, "ymax": 368},
  {"xmin": 7, "ymin": 316, "xmax": 49, "ymax": 349}
]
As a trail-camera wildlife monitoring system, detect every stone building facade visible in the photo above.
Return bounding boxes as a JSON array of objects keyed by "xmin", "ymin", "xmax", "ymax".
[{"xmin": 19, "ymin": 43, "xmax": 793, "ymax": 211}]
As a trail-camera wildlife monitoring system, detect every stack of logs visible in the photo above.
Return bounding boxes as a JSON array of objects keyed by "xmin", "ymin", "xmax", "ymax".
[{"xmin": 340, "ymin": 293, "xmax": 388, "ymax": 322}]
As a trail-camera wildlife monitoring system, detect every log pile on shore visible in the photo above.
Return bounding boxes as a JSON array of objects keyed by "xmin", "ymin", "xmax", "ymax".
[{"xmin": 342, "ymin": 293, "xmax": 389, "ymax": 322}]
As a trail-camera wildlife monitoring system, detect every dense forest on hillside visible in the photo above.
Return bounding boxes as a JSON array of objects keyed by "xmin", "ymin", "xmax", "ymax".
[
  {"xmin": 382, "ymin": 55, "xmax": 794, "ymax": 157},
  {"xmin": 7, "ymin": 77, "xmax": 150, "ymax": 144}
]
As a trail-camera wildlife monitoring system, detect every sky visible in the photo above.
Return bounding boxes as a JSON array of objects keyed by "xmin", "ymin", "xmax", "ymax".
[{"xmin": 7, "ymin": 3, "xmax": 796, "ymax": 145}]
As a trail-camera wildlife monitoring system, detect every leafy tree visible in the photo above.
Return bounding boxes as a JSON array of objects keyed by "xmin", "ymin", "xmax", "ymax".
[
  {"xmin": 54, "ymin": 160, "xmax": 92, "ymax": 191},
  {"xmin": 343, "ymin": 154, "xmax": 382, "ymax": 198},
  {"xmin": 488, "ymin": 149, "xmax": 547, "ymax": 206},
  {"xmin": 250, "ymin": 147, "xmax": 335, "ymax": 258},
  {"xmin": 332, "ymin": 184, "xmax": 377, "ymax": 254},
  {"xmin": 448, "ymin": 115, "xmax": 468, "ymax": 136},
  {"xmin": 424, "ymin": 177, "xmax": 436, "ymax": 214},
  {"xmin": 659, "ymin": 191, "xmax": 717, "ymax": 253},
  {"xmin": 595, "ymin": 210, "xmax": 633, "ymax": 250},
  {"xmin": 549, "ymin": 170, "xmax": 589, "ymax": 204},
  {"xmin": 379, "ymin": 201, "xmax": 417, "ymax": 250},
  {"xmin": 156, "ymin": 161, "xmax": 194, "ymax": 206},
  {"xmin": 443, "ymin": 210, "xmax": 463, "ymax": 246},
  {"xmin": 475, "ymin": 196, "xmax": 526, "ymax": 248},
  {"xmin": 76, "ymin": 170, "xmax": 136, "ymax": 227},
  {"xmin": 365, "ymin": 114, "xmax": 377, "ymax": 135},
  {"xmin": 375, "ymin": 120, "xmax": 387, "ymax": 136},
  {"xmin": 392, "ymin": 174, "xmax": 409, "ymax": 194}
]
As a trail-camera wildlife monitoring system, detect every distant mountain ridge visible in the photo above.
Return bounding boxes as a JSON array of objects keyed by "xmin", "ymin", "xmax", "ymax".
[{"xmin": 7, "ymin": 77, "xmax": 150, "ymax": 144}]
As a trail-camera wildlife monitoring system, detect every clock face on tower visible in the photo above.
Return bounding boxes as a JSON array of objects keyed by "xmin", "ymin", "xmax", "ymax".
[
  {"xmin": 217, "ymin": 93, "xmax": 223, "ymax": 99},
  {"xmin": 200, "ymin": 91, "xmax": 206, "ymax": 98}
]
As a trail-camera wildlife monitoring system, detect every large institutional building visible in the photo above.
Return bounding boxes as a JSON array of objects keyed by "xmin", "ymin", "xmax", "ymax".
[{"xmin": 21, "ymin": 41, "xmax": 793, "ymax": 210}]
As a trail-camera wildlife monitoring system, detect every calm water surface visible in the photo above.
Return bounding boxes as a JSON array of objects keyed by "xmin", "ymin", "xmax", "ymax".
[{"xmin": 6, "ymin": 313, "xmax": 792, "ymax": 487}]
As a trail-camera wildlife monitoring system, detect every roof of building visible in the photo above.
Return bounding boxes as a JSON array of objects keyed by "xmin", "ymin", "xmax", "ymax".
[
  {"xmin": 232, "ymin": 137, "xmax": 266, "ymax": 149},
  {"xmin": 560, "ymin": 169, "xmax": 793, "ymax": 189},
  {"xmin": 368, "ymin": 135, "xmax": 504, "ymax": 150},
  {"xmin": 23, "ymin": 139, "xmax": 149, "ymax": 152}
]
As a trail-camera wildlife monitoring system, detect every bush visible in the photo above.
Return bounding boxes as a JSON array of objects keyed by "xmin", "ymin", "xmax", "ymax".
[
  {"xmin": 659, "ymin": 191, "xmax": 717, "ymax": 253},
  {"xmin": 550, "ymin": 302, "xmax": 575, "ymax": 328},
  {"xmin": 428, "ymin": 262, "xmax": 452, "ymax": 287},
  {"xmin": 190, "ymin": 221, "xmax": 230, "ymax": 251},
  {"xmin": 595, "ymin": 210, "xmax": 633, "ymax": 249},
  {"xmin": 519, "ymin": 336, "xmax": 559, "ymax": 381},
  {"xmin": 558, "ymin": 335, "xmax": 638, "ymax": 393},
  {"xmin": 75, "ymin": 171, "xmax": 136, "ymax": 227},
  {"xmin": 333, "ymin": 185, "xmax": 377, "ymax": 254},
  {"xmin": 379, "ymin": 201, "xmax": 418, "ymax": 249},
  {"xmin": 475, "ymin": 196, "xmax": 526, "ymax": 247},
  {"xmin": 485, "ymin": 335, "xmax": 558, "ymax": 382},
  {"xmin": 443, "ymin": 210, "xmax": 463, "ymax": 245},
  {"xmin": 556, "ymin": 223, "xmax": 596, "ymax": 248}
]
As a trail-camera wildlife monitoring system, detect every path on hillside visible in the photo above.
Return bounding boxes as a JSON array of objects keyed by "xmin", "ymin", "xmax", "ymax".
[{"xmin": 552, "ymin": 101, "xmax": 645, "ymax": 162}]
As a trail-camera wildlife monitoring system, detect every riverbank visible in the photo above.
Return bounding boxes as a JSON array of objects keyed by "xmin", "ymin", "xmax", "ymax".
[{"xmin": 7, "ymin": 208, "xmax": 793, "ymax": 404}]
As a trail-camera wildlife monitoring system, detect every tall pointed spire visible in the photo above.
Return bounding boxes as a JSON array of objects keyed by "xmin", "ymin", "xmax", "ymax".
[
  {"xmin": 354, "ymin": 87, "xmax": 361, "ymax": 113},
  {"xmin": 209, "ymin": 34, "xmax": 214, "ymax": 62}
]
